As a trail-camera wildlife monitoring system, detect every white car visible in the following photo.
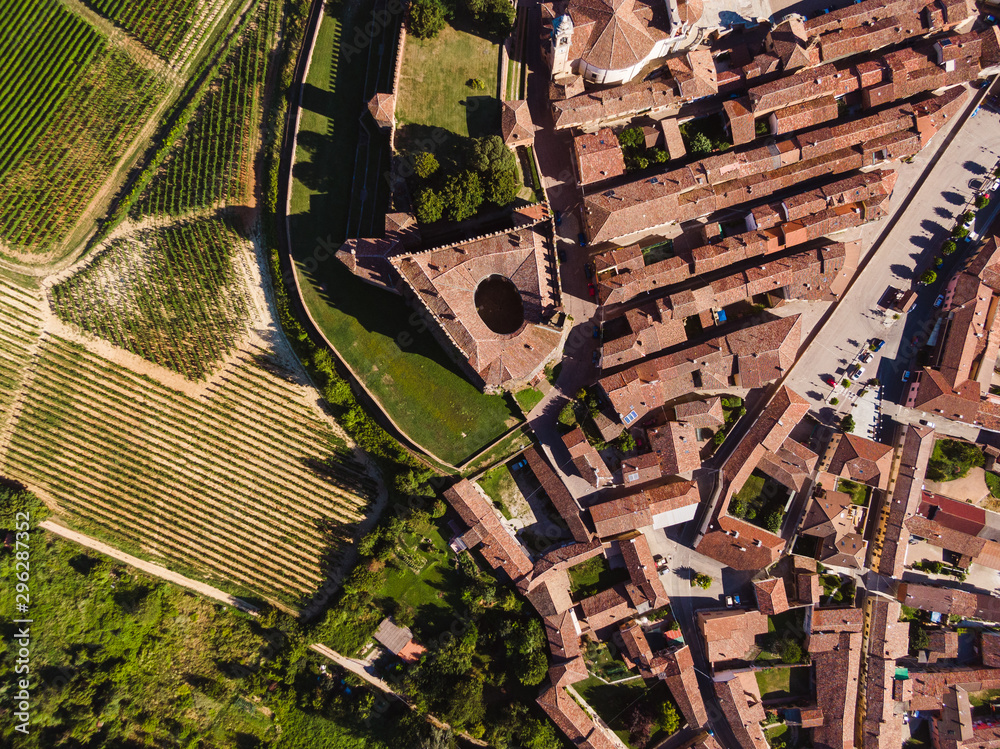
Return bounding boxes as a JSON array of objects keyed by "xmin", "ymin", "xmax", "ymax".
[{"xmin": 850, "ymin": 365, "xmax": 866, "ymax": 380}]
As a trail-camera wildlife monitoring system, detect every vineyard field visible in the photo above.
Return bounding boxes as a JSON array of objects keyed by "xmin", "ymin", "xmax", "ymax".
[
  {"xmin": 133, "ymin": 0, "xmax": 277, "ymax": 217},
  {"xmin": 0, "ymin": 0, "xmax": 167, "ymax": 255},
  {"xmin": 3, "ymin": 334, "xmax": 379, "ymax": 605},
  {"xmin": 52, "ymin": 218, "xmax": 252, "ymax": 381},
  {"xmin": 84, "ymin": 0, "xmax": 204, "ymax": 59}
]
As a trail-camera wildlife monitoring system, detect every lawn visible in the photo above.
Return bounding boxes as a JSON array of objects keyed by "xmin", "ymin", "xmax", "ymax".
[
  {"xmin": 765, "ymin": 724, "xmax": 790, "ymax": 748},
  {"xmin": 568, "ymin": 555, "xmax": 630, "ymax": 600},
  {"xmin": 838, "ymin": 478, "xmax": 870, "ymax": 506},
  {"xmin": 515, "ymin": 387, "xmax": 545, "ymax": 414},
  {"xmin": 927, "ymin": 438, "xmax": 985, "ymax": 482},
  {"xmin": 575, "ymin": 676, "xmax": 680, "ymax": 749},
  {"xmin": 730, "ymin": 470, "xmax": 791, "ymax": 533},
  {"xmin": 986, "ymin": 471, "xmax": 1000, "ymax": 498},
  {"xmin": 396, "ymin": 24, "xmax": 500, "ymax": 137},
  {"xmin": 477, "ymin": 464, "xmax": 520, "ymax": 518},
  {"xmin": 755, "ymin": 667, "xmax": 811, "ymax": 701},
  {"xmin": 287, "ymin": 4, "xmax": 520, "ymax": 465}
]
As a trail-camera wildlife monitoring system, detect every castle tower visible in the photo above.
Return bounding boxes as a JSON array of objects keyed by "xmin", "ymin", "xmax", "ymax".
[{"xmin": 550, "ymin": 14, "xmax": 574, "ymax": 76}]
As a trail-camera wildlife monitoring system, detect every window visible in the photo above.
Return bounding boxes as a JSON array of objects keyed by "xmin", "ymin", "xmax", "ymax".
[
  {"xmin": 622, "ymin": 409, "xmax": 638, "ymax": 425},
  {"xmin": 626, "ymin": 472, "xmax": 640, "ymax": 482}
]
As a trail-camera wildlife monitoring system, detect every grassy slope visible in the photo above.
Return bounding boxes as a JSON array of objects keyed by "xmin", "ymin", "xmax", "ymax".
[
  {"xmin": 395, "ymin": 24, "xmax": 499, "ymax": 137},
  {"xmin": 0, "ymin": 529, "xmax": 386, "ymax": 748},
  {"xmin": 287, "ymin": 8, "xmax": 517, "ymax": 465}
]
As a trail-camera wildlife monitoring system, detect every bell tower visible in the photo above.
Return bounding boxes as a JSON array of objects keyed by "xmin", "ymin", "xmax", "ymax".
[{"xmin": 550, "ymin": 14, "xmax": 574, "ymax": 76}]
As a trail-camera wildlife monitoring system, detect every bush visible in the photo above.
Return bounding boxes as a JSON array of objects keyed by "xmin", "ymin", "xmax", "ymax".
[
  {"xmin": 934, "ymin": 256, "xmax": 944, "ymax": 267},
  {"xmin": 712, "ymin": 429, "xmax": 727, "ymax": 445},
  {"xmin": 963, "ymin": 210, "xmax": 976, "ymax": 224},
  {"xmin": 687, "ymin": 131, "xmax": 712, "ymax": 155},
  {"xmin": 778, "ymin": 639, "xmax": 802, "ymax": 664},
  {"xmin": 927, "ymin": 439, "xmax": 985, "ymax": 482},
  {"xmin": 617, "ymin": 429, "xmax": 637, "ymax": 452},
  {"xmin": 413, "ymin": 151, "xmax": 439, "ymax": 179},
  {"xmin": 692, "ymin": 573, "xmax": 712, "ymax": 589},
  {"xmin": 467, "ymin": 78, "xmax": 487, "ymax": 90},
  {"xmin": 764, "ymin": 511, "xmax": 783, "ymax": 534},
  {"xmin": 409, "ymin": 0, "xmax": 447, "ymax": 38},
  {"xmin": 941, "ymin": 239, "xmax": 957, "ymax": 255},
  {"xmin": 415, "ymin": 187, "xmax": 445, "ymax": 223},
  {"xmin": 830, "ymin": 397, "xmax": 839, "ymax": 405},
  {"xmin": 841, "ymin": 378, "xmax": 851, "ymax": 387},
  {"xmin": 557, "ymin": 401, "xmax": 578, "ymax": 430},
  {"xmin": 840, "ymin": 414, "xmax": 855, "ymax": 433},
  {"xmin": 985, "ymin": 471, "xmax": 1000, "ymax": 499},
  {"xmin": 953, "ymin": 226, "xmax": 970, "ymax": 239},
  {"xmin": 977, "ymin": 194, "xmax": 991, "ymax": 209},
  {"xmin": 650, "ymin": 148, "xmax": 669, "ymax": 163},
  {"xmin": 919, "ymin": 269, "xmax": 937, "ymax": 285},
  {"xmin": 617, "ymin": 127, "xmax": 645, "ymax": 149}
]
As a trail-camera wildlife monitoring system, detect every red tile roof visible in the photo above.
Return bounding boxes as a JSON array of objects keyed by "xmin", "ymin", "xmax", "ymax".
[
  {"xmin": 753, "ymin": 577, "xmax": 790, "ymax": 615},
  {"xmin": 526, "ymin": 447, "xmax": 593, "ymax": 543},
  {"xmin": 445, "ymin": 480, "xmax": 533, "ymax": 580},
  {"xmin": 573, "ymin": 128, "xmax": 626, "ymax": 185}
]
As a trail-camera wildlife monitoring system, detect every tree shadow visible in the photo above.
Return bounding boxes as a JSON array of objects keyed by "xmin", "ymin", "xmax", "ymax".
[
  {"xmin": 964, "ymin": 160, "xmax": 987, "ymax": 175},
  {"xmin": 934, "ymin": 206, "xmax": 955, "ymax": 220},
  {"xmin": 942, "ymin": 191, "xmax": 965, "ymax": 206},
  {"xmin": 805, "ymin": 390, "xmax": 822, "ymax": 400},
  {"xmin": 890, "ymin": 263, "xmax": 912, "ymax": 278},
  {"xmin": 465, "ymin": 95, "xmax": 501, "ymax": 138}
]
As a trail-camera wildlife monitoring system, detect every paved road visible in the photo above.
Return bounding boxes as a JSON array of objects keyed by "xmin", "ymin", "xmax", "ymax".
[{"xmin": 783, "ymin": 85, "xmax": 1000, "ymax": 426}]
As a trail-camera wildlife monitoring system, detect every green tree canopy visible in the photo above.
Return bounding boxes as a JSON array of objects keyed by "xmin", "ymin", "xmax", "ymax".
[
  {"xmin": 687, "ymin": 131, "xmax": 712, "ymax": 155},
  {"xmin": 413, "ymin": 151, "xmax": 439, "ymax": 179},
  {"xmin": 443, "ymin": 171, "xmax": 484, "ymax": 221},
  {"xmin": 617, "ymin": 126, "xmax": 645, "ymax": 149},
  {"xmin": 409, "ymin": 0, "xmax": 447, "ymax": 38},
  {"xmin": 415, "ymin": 187, "xmax": 445, "ymax": 223},
  {"xmin": 840, "ymin": 414, "xmax": 856, "ymax": 433},
  {"xmin": 919, "ymin": 269, "xmax": 938, "ymax": 285}
]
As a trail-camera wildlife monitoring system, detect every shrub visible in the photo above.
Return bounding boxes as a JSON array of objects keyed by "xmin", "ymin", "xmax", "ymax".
[
  {"xmin": 755, "ymin": 120, "xmax": 770, "ymax": 136},
  {"xmin": 764, "ymin": 510, "xmax": 783, "ymax": 533},
  {"xmin": 830, "ymin": 397, "xmax": 839, "ymax": 405},
  {"xmin": 617, "ymin": 127, "xmax": 645, "ymax": 149},
  {"xmin": 840, "ymin": 414, "xmax": 855, "ymax": 433},
  {"xmin": 919, "ymin": 269, "xmax": 937, "ymax": 285},
  {"xmin": 617, "ymin": 429, "xmax": 637, "ymax": 452},
  {"xmin": 409, "ymin": 0, "xmax": 446, "ymax": 38},
  {"xmin": 557, "ymin": 401, "xmax": 578, "ymax": 430},
  {"xmin": 415, "ymin": 187, "xmax": 445, "ymax": 223},
  {"xmin": 712, "ymin": 429, "xmax": 726, "ymax": 445},
  {"xmin": 650, "ymin": 148, "xmax": 668, "ymax": 163},
  {"xmin": 927, "ymin": 439, "xmax": 985, "ymax": 482},
  {"xmin": 934, "ymin": 256, "xmax": 944, "ymax": 267},
  {"xmin": 976, "ymin": 194, "xmax": 991, "ymax": 209},
  {"xmin": 841, "ymin": 378, "xmax": 851, "ymax": 387},
  {"xmin": 941, "ymin": 239, "xmax": 957, "ymax": 255},
  {"xmin": 467, "ymin": 78, "xmax": 487, "ymax": 90},
  {"xmin": 692, "ymin": 573, "xmax": 712, "ymax": 589},
  {"xmin": 413, "ymin": 151, "xmax": 439, "ymax": 179},
  {"xmin": 985, "ymin": 471, "xmax": 1000, "ymax": 499},
  {"xmin": 778, "ymin": 639, "xmax": 802, "ymax": 664},
  {"xmin": 953, "ymin": 226, "xmax": 970, "ymax": 239}
]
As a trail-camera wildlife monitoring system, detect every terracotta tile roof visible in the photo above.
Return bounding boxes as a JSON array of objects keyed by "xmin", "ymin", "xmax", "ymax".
[
  {"xmin": 526, "ymin": 447, "xmax": 593, "ymax": 543},
  {"xmin": 620, "ymin": 533, "xmax": 668, "ymax": 609},
  {"xmin": 590, "ymin": 495, "xmax": 651, "ymax": 538},
  {"xmin": 666, "ymin": 49, "xmax": 719, "ymax": 100},
  {"xmin": 825, "ymin": 433, "xmax": 894, "ymax": 490},
  {"xmin": 621, "ymin": 451, "xmax": 662, "ymax": 485},
  {"xmin": 926, "ymin": 629, "xmax": 959, "ymax": 659},
  {"xmin": 673, "ymin": 397, "xmax": 724, "ymax": 428},
  {"xmin": 770, "ymin": 95, "xmax": 839, "ymax": 135},
  {"xmin": 537, "ymin": 678, "xmax": 618, "ymax": 749},
  {"xmin": 714, "ymin": 671, "xmax": 768, "ymax": 749},
  {"xmin": 579, "ymin": 585, "xmax": 634, "ymax": 630},
  {"xmin": 527, "ymin": 569, "xmax": 576, "ymax": 617},
  {"xmin": 660, "ymin": 645, "xmax": 709, "ymax": 727},
  {"xmin": 910, "ymin": 667, "xmax": 1000, "ymax": 712},
  {"xmin": 533, "ymin": 539, "xmax": 605, "ymax": 576},
  {"xmin": 551, "ymin": 79, "xmax": 678, "ymax": 130},
  {"xmin": 563, "ymin": 428, "xmax": 613, "ymax": 487},
  {"xmin": 573, "ymin": 128, "xmax": 626, "ymax": 185},
  {"xmin": 601, "ymin": 298, "xmax": 686, "ymax": 367},
  {"xmin": 797, "ymin": 572, "xmax": 821, "ymax": 605},
  {"xmin": 648, "ymin": 421, "xmax": 700, "ymax": 476},
  {"xmin": 392, "ymin": 227, "xmax": 560, "ymax": 389},
  {"xmin": 917, "ymin": 491, "xmax": 986, "ymax": 536},
  {"xmin": 501, "ymin": 100, "xmax": 535, "ymax": 145},
  {"xmin": 545, "ymin": 609, "xmax": 583, "ymax": 658},
  {"xmin": 812, "ymin": 607, "xmax": 865, "ymax": 633},
  {"xmin": 753, "ymin": 577, "xmax": 790, "ymax": 615},
  {"xmin": 367, "ymin": 93, "xmax": 395, "ymax": 127},
  {"xmin": 698, "ymin": 609, "xmax": 770, "ymax": 664},
  {"xmin": 896, "ymin": 582, "xmax": 1000, "ymax": 622},
  {"xmin": 983, "ymin": 631, "xmax": 1000, "ymax": 668},
  {"xmin": 811, "ymin": 629, "xmax": 862, "ymax": 749},
  {"xmin": 445, "ymin": 479, "xmax": 533, "ymax": 579}
]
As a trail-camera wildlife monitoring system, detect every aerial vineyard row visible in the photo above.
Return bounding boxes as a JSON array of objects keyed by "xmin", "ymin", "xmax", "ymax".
[
  {"xmin": 3, "ymin": 335, "xmax": 376, "ymax": 603},
  {"xmin": 51, "ymin": 217, "xmax": 251, "ymax": 380},
  {"xmin": 0, "ymin": 281, "xmax": 43, "ymax": 426},
  {"xmin": 84, "ymin": 0, "xmax": 204, "ymax": 58},
  {"xmin": 134, "ymin": 0, "xmax": 278, "ymax": 217}
]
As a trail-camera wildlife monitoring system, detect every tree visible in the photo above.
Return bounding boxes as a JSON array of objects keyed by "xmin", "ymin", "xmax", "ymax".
[
  {"xmin": 470, "ymin": 135, "xmax": 515, "ymax": 173},
  {"xmin": 617, "ymin": 126, "xmax": 645, "ymax": 149},
  {"xmin": 934, "ymin": 256, "xmax": 944, "ymax": 267},
  {"xmin": 624, "ymin": 705, "xmax": 655, "ymax": 748},
  {"xmin": 687, "ymin": 131, "xmax": 712, "ymax": 155},
  {"xmin": 919, "ymin": 269, "xmax": 938, "ymax": 285},
  {"xmin": 415, "ymin": 187, "xmax": 445, "ymax": 223},
  {"xmin": 409, "ymin": 0, "xmax": 446, "ymax": 38},
  {"xmin": 486, "ymin": 165, "xmax": 519, "ymax": 206},
  {"xmin": 431, "ymin": 499, "xmax": 447, "ymax": 518},
  {"xmin": 963, "ymin": 210, "xmax": 976, "ymax": 224},
  {"xmin": 764, "ymin": 510, "xmax": 783, "ymax": 534},
  {"xmin": 941, "ymin": 239, "xmax": 957, "ymax": 255},
  {"xmin": 840, "ymin": 414, "xmax": 856, "ymax": 433},
  {"xmin": 443, "ymin": 171, "xmax": 484, "ymax": 221},
  {"xmin": 515, "ymin": 649, "xmax": 548, "ymax": 686},
  {"xmin": 977, "ymin": 194, "xmax": 991, "ymax": 209},
  {"xmin": 657, "ymin": 702, "xmax": 681, "ymax": 735},
  {"xmin": 692, "ymin": 573, "xmax": 712, "ymax": 589},
  {"xmin": 778, "ymin": 638, "xmax": 802, "ymax": 664},
  {"xmin": 413, "ymin": 151, "xmax": 439, "ymax": 179},
  {"xmin": 617, "ymin": 429, "xmax": 637, "ymax": 452},
  {"xmin": 830, "ymin": 397, "xmax": 839, "ymax": 405},
  {"xmin": 650, "ymin": 148, "xmax": 669, "ymax": 163},
  {"xmin": 712, "ymin": 429, "xmax": 727, "ymax": 446},
  {"xmin": 953, "ymin": 226, "xmax": 970, "ymax": 239}
]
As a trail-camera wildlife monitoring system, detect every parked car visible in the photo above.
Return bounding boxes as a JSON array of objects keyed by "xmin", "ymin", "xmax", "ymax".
[
  {"xmin": 583, "ymin": 263, "xmax": 594, "ymax": 280},
  {"xmin": 934, "ymin": 294, "xmax": 945, "ymax": 308},
  {"xmin": 557, "ymin": 246, "xmax": 566, "ymax": 263},
  {"xmin": 510, "ymin": 457, "xmax": 528, "ymax": 470},
  {"xmin": 871, "ymin": 338, "xmax": 885, "ymax": 351},
  {"xmin": 577, "ymin": 232, "xmax": 588, "ymax": 247},
  {"xmin": 592, "ymin": 324, "xmax": 601, "ymax": 339},
  {"xmin": 587, "ymin": 282, "xmax": 596, "ymax": 297},
  {"xmin": 860, "ymin": 352, "xmax": 874, "ymax": 364},
  {"xmin": 823, "ymin": 375, "xmax": 837, "ymax": 386},
  {"xmin": 554, "ymin": 210, "xmax": 562, "ymax": 226},
  {"xmin": 591, "ymin": 350, "xmax": 601, "ymax": 365},
  {"xmin": 850, "ymin": 365, "xmax": 866, "ymax": 380},
  {"xmin": 902, "ymin": 370, "xmax": 912, "ymax": 382},
  {"xmin": 725, "ymin": 596, "xmax": 734, "ymax": 608}
]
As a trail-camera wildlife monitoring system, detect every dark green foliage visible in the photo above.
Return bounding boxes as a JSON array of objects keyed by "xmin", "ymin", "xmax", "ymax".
[
  {"xmin": 461, "ymin": 0, "xmax": 515, "ymax": 38},
  {"xmin": 952, "ymin": 226, "xmax": 970, "ymax": 239},
  {"xmin": 410, "ymin": 0, "xmax": 447, "ymax": 38},
  {"xmin": 755, "ymin": 119, "xmax": 770, "ymax": 136},
  {"xmin": 985, "ymin": 471, "xmax": 1000, "ymax": 498},
  {"xmin": 764, "ymin": 510, "xmax": 783, "ymax": 533},
  {"xmin": 840, "ymin": 414, "xmax": 856, "ymax": 433},
  {"xmin": 927, "ymin": 439, "xmax": 985, "ymax": 482},
  {"xmin": 687, "ymin": 131, "xmax": 712, "ymax": 155},
  {"xmin": 934, "ymin": 256, "xmax": 944, "ymax": 267},
  {"xmin": 692, "ymin": 572, "xmax": 712, "ymax": 589},
  {"xmin": 442, "ymin": 170, "xmax": 484, "ymax": 220},
  {"xmin": 618, "ymin": 127, "xmax": 645, "ymax": 149},
  {"xmin": 977, "ymin": 194, "xmax": 991, "ymax": 209},
  {"xmin": 964, "ymin": 210, "xmax": 976, "ymax": 223},
  {"xmin": 413, "ymin": 151, "xmax": 440, "ymax": 178},
  {"xmin": 557, "ymin": 400, "xmax": 579, "ymax": 431},
  {"xmin": 778, "ymin": 639, "xmax": 802, "ymax": 664},
  {"xmin": 617, "ymin": 429, "xmax": 637, "ymax": 452},
  {"xmin": 910, "ymin": 621, "xmax": 931, "ymax": 652},
  {"xmin": 415, "ymin": 187, "xmax": 445, "ymax": 223},
  {"xmin": 712, "ymin": 429, "xmax": 726, "ymax": 445},
  {"xmin": 650, "ymin": 147, "xmax": 668, "ymax": 163},
  {"xmin": 942, "ymin": 239, "xmax": 957, "ymax": 255}
]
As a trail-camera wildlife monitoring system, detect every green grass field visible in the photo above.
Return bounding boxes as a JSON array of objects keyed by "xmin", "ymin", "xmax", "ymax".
[
  {"xmin": 755, "ymin": 667, "xmax": 810, "ymax": 700},
  {"xmin": 568, "ymin": 555, "xmax": 629, "ymax": 600},
  {"xmin": 287, "ymin": 6, "xmax": 519, "ymax": 465},
  {"xmin": 395, "ymin": 24, "xmax": 500, "ymax": 137},
  {"xmin": 514, "ymin": 387, "xmax": 545, "ymax": 413},
  {"xmin": 837, "ymin": 478, "xmax": 869, "ymax": 506}
]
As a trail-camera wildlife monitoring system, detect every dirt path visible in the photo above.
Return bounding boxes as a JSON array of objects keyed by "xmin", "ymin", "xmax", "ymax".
[{"xmin": 38, "ymin": 519, "xmax": 282, "ymax": 615}]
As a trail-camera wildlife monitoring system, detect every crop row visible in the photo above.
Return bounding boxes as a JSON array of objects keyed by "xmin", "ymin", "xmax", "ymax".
[
  {"xmin": 86, "ymin": 0, "xmax": 203, "ymax": 59},
  {"xmin": 51, "ymin": 217, "xmax": 251, "ymax": 379},
  {"xmin": 134, "ymin": 0, "xmax": 277, "ymax": 217},
  {"xmin": 0, "ymin": 40, "xmax": 166, "ymax": 252}
]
